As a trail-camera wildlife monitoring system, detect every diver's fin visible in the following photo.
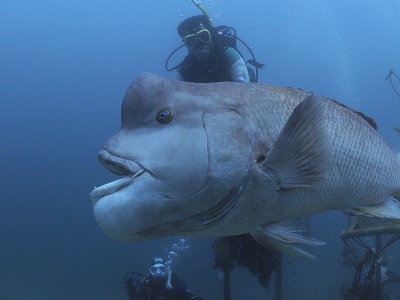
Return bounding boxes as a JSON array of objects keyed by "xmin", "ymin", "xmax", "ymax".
[
  {"xmin": 343, "ymin": 197, "xmax": 400, "ymax": 219},
  {"xmin": 261, "ymin": 94, "xmax": 331, "ymax": 190},
  {"xmin": 252, "ymin": 219, "xmax": 326, "ymax": 260}
]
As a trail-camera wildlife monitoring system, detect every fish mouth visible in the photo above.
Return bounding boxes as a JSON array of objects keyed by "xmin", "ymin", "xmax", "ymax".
[{"xmin": 90, "ymin": 149, "xmax": 145, "ymax": 204}]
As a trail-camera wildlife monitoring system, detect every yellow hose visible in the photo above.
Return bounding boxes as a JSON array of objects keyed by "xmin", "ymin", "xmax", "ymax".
[{"xmin": 191, "ymin": 0, "xmax": 213, "ymax": 27}]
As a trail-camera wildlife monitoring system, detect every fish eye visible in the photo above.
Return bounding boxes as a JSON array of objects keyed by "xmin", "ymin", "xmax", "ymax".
[{"xmin": 156, "ymin": 108, "xmax": 173, "ymax": 124}]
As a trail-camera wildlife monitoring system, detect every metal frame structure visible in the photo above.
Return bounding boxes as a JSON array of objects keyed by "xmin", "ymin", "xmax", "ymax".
[{"xmin": 340, "ymin": 217, "xmax": 400, "ymax": 299}]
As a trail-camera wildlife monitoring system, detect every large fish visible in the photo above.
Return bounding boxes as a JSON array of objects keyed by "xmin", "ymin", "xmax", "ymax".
[{"xmin": 90, "ymin": 73, "xmax": 400, "ymax": 258}]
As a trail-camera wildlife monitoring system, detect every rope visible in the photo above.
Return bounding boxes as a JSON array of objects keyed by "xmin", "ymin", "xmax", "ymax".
[{"xmin": 386, "ymin": 69, "xmax": 400, "ymax": 97}]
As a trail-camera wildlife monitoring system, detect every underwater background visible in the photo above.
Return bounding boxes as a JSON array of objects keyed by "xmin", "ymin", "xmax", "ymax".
[{"xmin": 1, "ymin": 0, "xmax": 400, "ymax": 299}]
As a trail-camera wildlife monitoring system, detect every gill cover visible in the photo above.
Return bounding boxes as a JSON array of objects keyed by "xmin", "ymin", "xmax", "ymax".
[{"xmin": 203, "ymin": 109, "xmax": 252, "ymax": 192}]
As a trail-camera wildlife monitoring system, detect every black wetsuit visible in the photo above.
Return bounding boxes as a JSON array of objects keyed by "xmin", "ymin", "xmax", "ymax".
[
  {"xmin": 178, "ymin": 46, "xmax": 249, "ymax": 83},
  {"xmin": 178, "ymin": 50, "xmax": 232, "ymax": 83},
  {"xmin": 129, "ymin": 273, "xmax": 200, "ymax": 300}
]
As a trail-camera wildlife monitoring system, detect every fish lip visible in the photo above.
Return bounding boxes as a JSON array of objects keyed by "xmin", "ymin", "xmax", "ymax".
[
  {"xmin": 98, "ymin": 149, "xmax": 141, "ymax": 175},
  {"xmin": 90, "ymin": 170, "xmax": 145, "ymax": 204},
  {"xmin": 90, "ymin": 149, "xmax": 146, "ymax": 204}
]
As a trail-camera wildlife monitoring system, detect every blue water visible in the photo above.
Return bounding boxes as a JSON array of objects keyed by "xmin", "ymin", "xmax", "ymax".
[{"xmin": 1, "ymin": 0, "xmax": 400, "ymax": 299}]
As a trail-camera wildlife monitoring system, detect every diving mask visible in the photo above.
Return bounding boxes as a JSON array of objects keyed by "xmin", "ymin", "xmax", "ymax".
[
  {"xmin": 183, "ymin": 29, "xmax": 211, "ymax": 49},
  {"xmin": 149, "ymin": 263, "xmax": 167, "ymax": 278}
]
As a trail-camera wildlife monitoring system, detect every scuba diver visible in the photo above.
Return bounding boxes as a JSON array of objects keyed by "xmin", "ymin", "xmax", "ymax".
[
  {"xmin": 124, "ymin": 257, "xmax": 202, "ymax": 300},
  {"xmin": 176, "ymin": 14, "xmax": 250, "ymax": 83},
  {"xmin": 165, "ymin": 0, "xmax": 265, "ymax": 83}
]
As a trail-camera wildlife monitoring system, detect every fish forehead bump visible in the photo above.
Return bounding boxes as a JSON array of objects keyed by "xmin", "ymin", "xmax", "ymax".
[
  {"xmin": 126, "ymin": 73, "xmax": 173, "ymax": 100},
  {"xmin": 121, "ymin": 73, "xmax": 170, "ymax": 124},
  {"xmin": 120, "ymin": 73, "xmax": 250, "ymax": 127},
  {"xmin": 123, "ymin": 72, "xmax": 210, "ymax": 107}
]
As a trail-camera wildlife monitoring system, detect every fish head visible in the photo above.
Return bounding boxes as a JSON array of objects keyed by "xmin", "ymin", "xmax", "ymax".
[{"xmin": 90, "ymin": 73, "xmax": 252, "ymax": 242}]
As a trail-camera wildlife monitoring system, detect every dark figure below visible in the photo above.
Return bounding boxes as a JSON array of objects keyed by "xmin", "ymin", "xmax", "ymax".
[{"xmin": 125, "ymin": 257, "xmax": 202, "ymax": 300}]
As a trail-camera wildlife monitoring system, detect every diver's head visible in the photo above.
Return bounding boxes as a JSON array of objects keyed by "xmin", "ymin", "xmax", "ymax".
[
  {"xmin": 149, "ymin": 257, "xmax": 168, "ymax": 280},
  {"xmin": 178, "ymin": 15, "xmax": 213, "ymax": 60}
]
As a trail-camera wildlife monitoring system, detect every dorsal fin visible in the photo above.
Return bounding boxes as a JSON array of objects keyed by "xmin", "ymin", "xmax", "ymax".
[{"xmin": 329, "ymin": 98, "xmax": 377, "ymax": 130}]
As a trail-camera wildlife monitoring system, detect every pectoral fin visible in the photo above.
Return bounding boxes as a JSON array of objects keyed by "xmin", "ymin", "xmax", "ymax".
[
  {"xmin": 261, "ymin": 94, "xmax": 331, "ymax": 190},
  {"xmin": 252, "ymin": 219, "xmax": 326, "ymax": 260},
  {"xmin": 343, "ymin": 197, "xmax": 400, "ymax": 219}
]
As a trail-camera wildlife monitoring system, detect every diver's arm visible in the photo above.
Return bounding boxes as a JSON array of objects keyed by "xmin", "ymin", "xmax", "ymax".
[
  {"xmin": 125, "ymin": 277, "xmax": 137, "ymax": 300},
  {"xmin": 225, "ymin": 47, "xmax": 250, "ymax": 83},
  {"xmin": 171, "ymin": 274, "xmax": 202, "ymax": 299}
]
